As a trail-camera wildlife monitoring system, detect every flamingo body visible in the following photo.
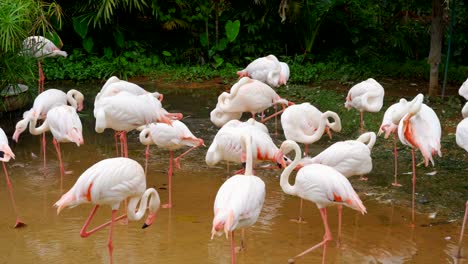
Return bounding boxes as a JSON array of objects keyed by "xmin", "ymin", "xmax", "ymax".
[
  {"xmin": 22, "ymin": 36, "xmax": 67, "ymax": 59},
  {"xmin": 139, "ymin": 120, "xmax": 203, "ymax": 151},
  {"xmin": 236, "ymin": 55, "xmax": 282, "ymax": 87},
  {"xmin": 456, "ymin": 103, "xmax": 468, "ymax": 152},
  {"xmin": 345, "ymin": 78, "xmax": 385, "ymax": 112},
  {"xmin": 0, "ymin": 128, "xmax": 15, "ymax": 162},
  {"xmin": 460, "ymin": 79, "xmax": 468, "ymax": 100}
]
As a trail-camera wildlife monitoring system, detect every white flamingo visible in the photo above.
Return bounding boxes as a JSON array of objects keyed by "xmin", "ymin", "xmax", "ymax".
[{"xmin": 236, "ymin": 54, "xmax": 288, "ymax": 87}]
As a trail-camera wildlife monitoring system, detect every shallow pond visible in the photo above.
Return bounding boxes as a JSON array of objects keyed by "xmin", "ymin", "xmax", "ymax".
[{"xmin": 0, "ymin": 81, "xmax": 467, "ymax": 264}]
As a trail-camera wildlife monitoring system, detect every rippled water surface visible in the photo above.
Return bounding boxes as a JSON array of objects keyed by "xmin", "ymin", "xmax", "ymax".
[{"xmin": 0, "ymin": 81, "xmax": 467, "ymax": 264}]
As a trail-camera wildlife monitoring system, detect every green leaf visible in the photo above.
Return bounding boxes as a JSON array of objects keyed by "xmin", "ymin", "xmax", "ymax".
[
  {"xmin": 45, "ymin": 32, "xmax": 62, "ymax": 47},
  {"xmin": 200, "ymin": 33, "xmax": 208, "ymax": 47},
  {"xmin": 73, "ymin": 17, "xmax": 88, "ymax": 39},
  {"xmin": 217, "ymin": 38, "xmax": 228, "ymax": 51},
  {"xmin": 225, "ymin": 20, "xmax": 240, "ymax": 42},
  {"xmin": 83, "ymin": 37, "xmax": 94, "ymax": 53},
  {"xmin": 113, "ymin": 31, "xmax": 124, "ymax": 48},
  {"xmin": 103, "ymin": 47, "xmax": 113, "ymax": 59},
  {"xmin": 162, "ymin": 51, "xmax": 172, "ymax": 57},
  {"xmin": 214, "ymin": 56, "xmax": 224, "ymax": 68}
]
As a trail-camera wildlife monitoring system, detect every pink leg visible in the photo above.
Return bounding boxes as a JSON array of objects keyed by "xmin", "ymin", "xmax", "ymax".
[
  {"xmin": 119, "ymin": 131, "xmax": 128, "ymax": 158},
  {"xmin": 360, "ymin": 111, "xmax": 364, "ymax": 133},
  {"xmin": 337, "ymin": 205, "xmax": 343, "ymax": 246},
  {"xmin": 289, "ymin": 208, "xmax": 333, "ymax": 262},
  {"xmin": 457, "ymin": 201, "xmax": 468, "ymax": 258},
  {"xmin": 114, "ymin": 132, "xmax": 120, "ymax": 156},
  {"xmin": 38, "ymin": 61, "xmax": 44, "ymax": 94},
  {"xmin": 145, "ymin": 145, "xmax": 150, "ymax": 175},
  {"xmin": 53, "ymin": 139, "xmax": 65, "ymax": 184},
  {"xmin": 304, "ymin": 144, "xmax": 309, "ymax": 157},
  {"xmin": 261, "ymin": 104, "xmax": 287, "ymax": 123},
  {"xmin": 80, "ymin": 205, "xmax": 127, "ymax": 238},
  {"xmin": 107, "ymin": 210, "xmax": 117, "ymax": 264},
  {"xmin": 162, "ymin": 151, "xmax": 174, "ymax": 208},
  {"xmin": 231, "ymin": 231, "xmax": 236, "ymax": 264},
  {"xmin": 392, "ymin": 133, "xmax": 402, "ymax": 187},
  {"xmin": 2, "ymin": 162, "xmax": 26, "ymax": 228},
  {"xmin": 42, "ymin": 133, "xmax": 47, "ymax": 169},
  {"xmin": 174, "ymin": 145, "xmax": 201, "ymax": 169},
  {"xmin": 291, "ymin": 199, "xmax": 306, "ymax": 224},
  {"xmin": 274, "ymin": 105, "xmax": 278, "ymax": 137},
  {"xmin": 411, "ymin": 148, "xmax": 416, "ymax": 227}
]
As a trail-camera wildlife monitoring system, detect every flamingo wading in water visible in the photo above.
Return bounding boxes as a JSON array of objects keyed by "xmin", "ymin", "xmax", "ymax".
[
  {"xmin": 275, "ymin": 140, "xmax": 366, "ymax": 263},
  {"xmin": 54, "ymin": 157, "xmax": 160, "ymax": 264},
  {"xmin": 211, "ymin": 134, "xmax": 265, "ymax": 264},
  {"xmin": 0, "ymin": 128, "xmax": 26, "ymax": 228}
]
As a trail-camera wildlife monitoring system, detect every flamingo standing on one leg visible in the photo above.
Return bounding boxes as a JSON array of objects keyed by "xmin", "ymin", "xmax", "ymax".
[
  {"xmin": 455, "ymin": 102, "xmax": 468, "ymax": 258},
  {"xmin": 139, "ymin": 120, "xmax": 204, "ymax": 208},
  {"xmin": 211, "ymin": 134, "xmax": 265, "ymax": 264},
  {"xmin": 54, "ymin": 157, "xmax": 160, "ymax": 264},
  {"xmin": 345, "ymin": 78, "xmax": 385, "ymax": 133},
  {"xmin": 0, "ymin": 128, "xmax": 26, "ymax": 228},
  {"xmin": 29, "ymin": 105, "xmax": 84, "ymax": 190},
  {"xmin": 275, "ymin": 140, "xmax": 366, "ymax": 263},
  {"xmin": 396, "ymin": 93, "xmax": 441, "ymax": 226},
  {"xmin": 22, "ymin": 36, "xmax": 67, "ymax": 94}
]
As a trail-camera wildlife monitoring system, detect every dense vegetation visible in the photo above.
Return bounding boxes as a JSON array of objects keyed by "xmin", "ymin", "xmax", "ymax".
[{"xmin": 1, "ymin": 0, "xmax": 468, "ymax": 91}]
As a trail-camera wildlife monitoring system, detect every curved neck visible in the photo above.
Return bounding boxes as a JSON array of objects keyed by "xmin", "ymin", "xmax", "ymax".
[
  {"xmin": 302, "ymin": 112, "xmax": 329, "ymax": 143},
  {"xmin": 127, "ymin": 188, "xmax": 160, "ymax": 221},
  {"xmin": 29, "ymin": 117, "xmax": 49, "ymax": 135},
  {"xmin": 462, "ymin": 102, "xmax": 468, "ymax": 118},
  {"xmin": 323, "ymin": 111, "xmax": 341, "ymax": 132},
  {"xmin": 139, "ymin": 128, "xmax": 154, "ymax": 145},
  {"xmin": 279, "ymin": 141, "xmax": 301, "ymax": 196},
  {"xmin": 240, "ymin": 134, "xmax": 253, "ymax": 175},
  {"xmin": 357, "ymin": 132, "xmax": 376, "ymax": 150},
  {"xmin": 67, "ymin": 90, "xmax": 78, "ymax": 109}
]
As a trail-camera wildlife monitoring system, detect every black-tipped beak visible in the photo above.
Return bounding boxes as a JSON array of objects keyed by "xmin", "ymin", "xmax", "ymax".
[
  {"xmin": 242, "ymin": 162, "xmax": 246, "ymax": 168},
  {"xmin": 142, "ymin": 223, "xmax": 150, "ymax": 229},
  {"xmin": 277, "ymin": 162, "xmax": 282, "ymax": 169}
]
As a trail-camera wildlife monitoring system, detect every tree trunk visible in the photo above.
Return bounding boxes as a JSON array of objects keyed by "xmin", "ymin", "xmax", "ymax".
[{"xmin": 427, "ymin": 0, "xmax": 444, "ymax": 97}]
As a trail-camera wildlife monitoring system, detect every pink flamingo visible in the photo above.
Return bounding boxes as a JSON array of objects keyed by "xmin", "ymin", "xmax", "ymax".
[
  {"xmin": 94, "ymin": 91, "xmax": 182, "ymax": 157},
  {"xmin": 22, "ymin": 36, "xmax": 67, "ymax": 93},
  {"xmin": 139, "ymin": 120, "xmax": 204, "ymax": 208},
  {"xmin": 236, "ymin": 54, "xmax": 288, "ymax": 87},
  {"xmin": 396, "ymin": 93, "xmax": 441, "ymax": 226},
  {"xmin": 0, "ymin": 128, "xmax": 26, "ymax": 228},
  {"xmin": 378, "ymin": 98, "xmax": 414, "ymax": 187},
  {"xmin": 211, "ymin": 134, "xmax": 265, "ymax": 264},
  {"xmin": 345, "ymin": 78, "xmax": 385, "ymax": 133},
  {"xmin": 29, "ymin": 105, "xmax": 83, "ymax": 189},
  {"xmin": 275, "ymin": 140, "xmax": 366, "ymax": 263},
  {"xmin": 210, "ymin": 77, "xmax": 290, "ymax": 127},
  {"xmin": 206, "ymin": 118, "xmax": 285, "ymax": 172},
  {"xmin": 95, "ymin": 76, "xmax": 163, "ymax": 102},
  {"xmin": 456, "ymin": 102, "xmax": 468, "ymax": 258},
  {"xmin": 54, "ymin": 157, "xmax": 160, "ymax": 264},
  {"xmin": 13, "ymin": 88, "xmax": 84, "ymax": 168},
  {"xmin": 460, "ymin": 78, "xmax": 468, "ymax": 100},
  {"xmin": 281, "ymin": 102, "xmax": 341, "ymax": 155}
]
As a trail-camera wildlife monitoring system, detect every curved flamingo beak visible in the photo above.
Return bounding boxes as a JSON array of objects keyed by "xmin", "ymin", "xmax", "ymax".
[
  {"xmin": 142, "ymin": 212, "xmax": 156, "ymax": 229},
  {"xmin": 325, "ymin": 127, "xmax": 332, "ymax": 139}
]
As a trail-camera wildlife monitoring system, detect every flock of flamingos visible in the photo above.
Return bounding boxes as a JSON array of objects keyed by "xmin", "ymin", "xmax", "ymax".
[{"xmin": 0, "ymin": 36, "xmax": 468, "ymax": 264}]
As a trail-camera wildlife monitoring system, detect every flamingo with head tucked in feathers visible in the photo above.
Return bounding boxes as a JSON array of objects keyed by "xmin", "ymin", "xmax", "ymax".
[
  {"xmin": 236, "ymin": 54, "xmax": 288, "ymax": 87},
  {"xmin": 345, "ymin": 78, "xmax": 385, "ymax": 133},
  {"xmin": 395, "ymin": 93, "xmax": 441, "ymax": 226},
  {"xmin": 211, "ymin": 134, "xmax": 265, "ymax": 264},
  {"xmin": 275, "ymin": 140, "xmax": 366, "ymax": 263},
  {"xmin": 95, "ymin": 76, "xmax": 163, "ymax": 103},
  {"xmin": 460, "ymin": 79, "xmax": 468, "ymax": 101},
  {"xmin": 281, "ymin": 102, "xmax": 341, "ymax": 156},
  {"xmin": 54, "ymin": 157, "xmax": 160, "ymax": 264},
  {"xmin": 139, "ymin": 120, "xmax": 204, "ymax": 208},
  {"xmin": 0, "ymin": 128, "xmax": 26, "ymax": 228},
  {"xmin": 22, "ymin": 36, "xmax": 67, "ymax": 93}
]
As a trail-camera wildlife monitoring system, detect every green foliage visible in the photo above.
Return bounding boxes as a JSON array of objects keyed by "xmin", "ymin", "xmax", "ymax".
[{"xmin": 225, "ymin": 20, "xmax": 240, "ymax": 42}]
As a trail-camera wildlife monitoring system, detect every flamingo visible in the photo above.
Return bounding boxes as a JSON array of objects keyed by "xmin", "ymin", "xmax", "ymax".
[
  {"xmin": 54, "ymin": 157, "xmax": 160, "ymax": 264},
  {"xmin": 94, "ymin": 91, "xmax": 182, "ymax": 157},
  {"xmin": 0, "ymin": 128, "xmax": 26, "ymax": 228},
  {"xmin": 29, "ymin": 105, "xmax": 83, "ymax": 188},
  {"xmin": 210, "ymin": 77, "xmax": 290, "ymax": 127},
  {"xmin": 95, "ymin": 76, "xmax": 163, "ymax": 102},
  {"xmin": 281, "ymin": 102, "xmax": 341, "ymax": 155},
  {"xmin": 139, "ymin": 120, "xmax": 204, "ymax": 208},
  {"xmin": 206, "ymin": 118, "xmax": 285, "ymax": 172},
  {"xmin": 275, "ymin": 140, "xmax": 366, "ymax": 263},
  {"xmin": 12, "ymin": 88, "xmax": 84, "ymax": 168},
  {"xmin": 22, "ymin": 36, "xmax": 67, "ymax": 93},
  {"xmin": 344, "ymin": 78, "xmax": 385, "ymax": 133},
  {"xmin": 396, "ymin": 93, "xmax": 441, "ymax": 226},
  {"xmin": 378, "ymin": 98, "xmax": 415, "ymax": 187},
  {"xmin": 460, "ymin": 78, "xmax": 468, "ymax": 100},
  {"xmin": 211, "ymin": 134, "xmax": 265, "ymax": 264},
  {"xmin": 236, "ymin": 54, "xmax": 288, "ymax": 87},
  {"xmin": 456, "ymin": 102, "xmax": 468, "ymax": 259}
]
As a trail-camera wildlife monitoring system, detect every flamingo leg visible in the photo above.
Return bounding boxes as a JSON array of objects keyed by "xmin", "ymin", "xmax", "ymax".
[
  {"xmin": 337, "ymin": 205, "xmax": 343, "ymax": 247},
  {"xmin": 42, "ymin": 132, "xmax": 47, "ymax": 169},
  {"xmin": 289, "ymin": 208, "xmax": 332, "ymax": 262},
  {"xmin": 261, "ymin": 104, "xmax": 287, "ymax": 123},
  {"xmin": 114, "ymin": 132, "xmax": 119, "ymax": 156},
  {"xmin": 392, "ymin": 133, "xmax": 402, "ymax": 187},
  {"xmin": 231, "ymin": 231, "xmax": 236, "ymax": 264},
  {"xmin": 304, "ymin": 144, "xmax": 309, "ymax": 157},
  {"xmin": 53, "ymin": 139, "xmax": 65, "ymax": 187},
  {"xmin": 174, "ymin": 145, "xmax": 201, "ymax": 169},
  {"xmin": 145, "ymin": 145, "xmax": 150, "ymax": 176},
  {"xmin": 291, "ymin": 199, "xmax": 306, "ymax": 224},
  {"xmin": 118, "ymin": 131, "xmax": 128, "ymax": 158},
  {"xmin": 360, "ymin": 111, "xmax": 364, "ymax": 133},
  {"xmin": 457, "ymin": 201, "xmax": 468, "ymax": 258},
  {"xmin": 2, "ymin": 162, "xmax": 26, "ymax": 228},
  {"xmin": 411, "ymin": 148, "xmax": 416, "ymax": 227},
  {"xmin": 38, "ymin": 61, "xmax": 44, "ymax": 94},
  {"xmin": 241, "ymin": 228, "xmax": 246, "ymax": 250},
  {"xmin": 162, "ymin": 151, "xmax": 174, "ymax": 208},
  {"xmin": 107, "ymin": 210, "xmax": 117, "ymax": 264},
  {"xmin": 80, "ymin": 205, "xmax": 127, "ymax": 238},
  {"xmin": 274, "ymin": 104, "xmax": 278, "ymax": 137}
]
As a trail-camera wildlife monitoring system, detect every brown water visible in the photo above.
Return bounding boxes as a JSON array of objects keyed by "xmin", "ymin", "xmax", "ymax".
[{"xmin": 0, "ymin": 82, "xmax": 467, "ymax": 264}]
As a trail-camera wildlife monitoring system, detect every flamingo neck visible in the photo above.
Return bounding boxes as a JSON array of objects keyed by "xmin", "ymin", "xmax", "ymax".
[
  {"xmin": 241, "ymin": 134, "xmax": 253, "ymax": 175},
  {"xmin": 29, "ymin": 117, "xmax": 48, "ymax": 135},
  {"xmin": 139, "ymin": 128, "xmax": 154, "ymax": 145},
  {"xmin": 279, "ymin": 141, "xmax": 301, "ymax": 196},
  {"xmin": 127, "ymin": 188, "xmax": 160, "ymax": 221}
]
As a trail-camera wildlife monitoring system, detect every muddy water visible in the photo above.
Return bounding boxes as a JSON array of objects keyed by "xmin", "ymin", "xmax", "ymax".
[{"xmin": 0, "ymin": 82, "xmax": 467, "ymax": 264}]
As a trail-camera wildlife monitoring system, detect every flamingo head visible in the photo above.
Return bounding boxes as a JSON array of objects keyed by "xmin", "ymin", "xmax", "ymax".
[
  {"xmin": 211, "ymin": 209, "xmax": 234, "ymax": 239},
  {"xmin": 274, "ymin": 150, "xmax": 287, "ymax": 169},
  {"xmin": 0, "ymin": 145, "xmax": 15, "ymax": 162},
  {"xmin": 68, "ymin": 128, "xmax": 84, "ymax": 146},
  {"xmin": 142, "ymin": 212, "xmax": 157, "ymax": 229},
  {"xmin": 12, "ymin": 119, "xmax": 29, "ymax": 142}
]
